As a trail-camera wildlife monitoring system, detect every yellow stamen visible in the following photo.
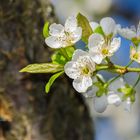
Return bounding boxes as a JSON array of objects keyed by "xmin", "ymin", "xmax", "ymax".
[{"xmin": 102, "ymin": 48, "xmax": 109, "ymax": 55}]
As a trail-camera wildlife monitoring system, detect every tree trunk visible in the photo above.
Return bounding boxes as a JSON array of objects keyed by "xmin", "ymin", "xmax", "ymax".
[{"xmin": 0, "ymin": 0, "xmax": 94, "ymax": 139}]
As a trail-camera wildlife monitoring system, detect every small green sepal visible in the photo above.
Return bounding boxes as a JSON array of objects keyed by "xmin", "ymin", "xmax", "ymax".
[{"xmin": 43, "ymin": 22, "xmax": 49, "ymax": 38}]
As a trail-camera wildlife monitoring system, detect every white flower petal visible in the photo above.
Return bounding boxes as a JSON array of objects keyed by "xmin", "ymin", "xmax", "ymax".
[
  {"xmin": 89, "ymin": 52, "xmax": 103, "ymax": 64},
  {"xmin": 130, "ymin": 47, "xmax": 136, "ymax": 59},
  {"xmin": 73, "ymin": 76, "xmax": 92, "ymax": 93},
  {"xmin": 130, "ymin": 47, "xmax": 140, "ymax": 63},
  {"xmin": 70, "ymin": 27, "xmax": 82, "ymax": 43},
  {"xmin": 107, "ymin": 93, "xmax": 121, "ymax": 106},
  {"xmin": 65, "ymin": 16, "xmax": 78, "ymax": 32},
  {"xmin": 64, "ymin": 61, "xmax": 79, "ymax": 79},
  {"xmin": 109, "ymin": 37, "xmax": 121, "ymax": 54},
  {"xmin": 72, "ymin": 49, "xmax": 88, "ymax": 61},
  {"xmin": 49, "ymin": 23, "xmax": 64, "ymax": 36},
  {"xmin": 90, "ymin": 22, "xmax": 99, "ymax": 31},
  {"xmin": 100, "ymin": 17, "xmax": 116, "ymax": 35},
  {"xmin": 88, "ymin": 33, "xmax": 104, "ymax": 49},
  {"xmin": 93, "ymin": 95, "xmax": 108, "ymax": 113},
  {"xmin": 118, "ymin": 27, "xmax": 136, "ymax": 40},
  {"xmin": 45, "ymin": 36, "xmax": 62, "ymax": 48}
]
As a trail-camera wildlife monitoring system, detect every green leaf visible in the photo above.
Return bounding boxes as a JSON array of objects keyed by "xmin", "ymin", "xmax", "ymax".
[
  {"xmin": 43, "ymin": 22, "xmax": 49, "ymax": 38},
  {"xmin": 118, "ymin": 84, "xmax": 136, "ymax": 100},
  {"xmin": 51, "ymin": 51, "xmax": 67, "ymax": 65},
  {"xmin": 130, "ymin": 94, "xmax": 135, "ymax": 102},
  {"xmin": 77, "ymin": 13, "xmax": 93, "ymax": 43},
  {"xmin": 51, "ymin": 46, "xmax": 74, "ymax": 65},
  {"xmin": 45, "ymin": 71, "xmax": 64, "ymax": 93},
  {"xmin": 118, "ymin": 87, "xmax": 131, "ymax": 95},
  {"xmin": 94, "ymin": 26, "xmax": 104, "ymax": 35},
  {"xmin": 130, "ymin": 45, "xmax": 133, "ymax": 50},
  {"xmin": 65, "ymin": 46, "xmax": 75, "ymax": 58},
  {"xmin": 94, "ymin": 82, "xmax": 108, "ymax": 96},
  {"xmin": 96, "ymin": 90, "xmax": 103, "ymax": 97},
  {"xmin": 20, "ymin": 63, "xmax": 64, "ymax": 73},
  {"xmin": 132, "ymin": 37, "xmax": 140, "ymax": 47}
]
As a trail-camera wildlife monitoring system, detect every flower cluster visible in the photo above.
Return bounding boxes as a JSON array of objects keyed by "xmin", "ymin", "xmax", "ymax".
[{"xmin": 20, "ymin": 13, "xmax": 140, "ymax": 113}]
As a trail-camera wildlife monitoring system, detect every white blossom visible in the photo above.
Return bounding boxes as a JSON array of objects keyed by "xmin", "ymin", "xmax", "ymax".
[
  {"xmin": 107, "ymin": 78, "xmax": 125, "ymax": 106},
  {"xmin": 84, "ymin": 77, "xmax": 130, "ymax": 113},
  {"xmin": 45, "ymin": 16, "xmax": 82, "ymax": 48},
  {"xmin": 108, "ymin": 78, "xmax": 133, "ymax": 112},
  {"xmin": 118, "ymin": 21, "xmax": 140, "ymax": 40},
  {"xmin": 88, "ymin": 33, "xmax": 121, "ymax": 64},
  {"xmin": 101, "ymin": 78, "xmax": 124, "ymax": 111},
  {"xmin": 64, "ymin": 49, "xmax": 96, "ymax": 93},
  {"xmin": 84, "ymin": 74, "xmax": 108, "ymax": 113},
  {"xmin": 90, "ymin": 17, "xmax": 117, "ymax": 35},
  {"xmin": 100, "ymin": 17, "xmax": 116, "ymax": 36},
  {"xmin": 88, "ymin": 17, "xmax": 121, "ymax": 64},
  {"xmin": 83, "ymin": 77, "xmax": 98, "ymax": 98},
  {"xmin": 107, "ymin": 92, "xmax": 122, "ymax": 106},
  {"xmin": 130, "ymin": 46, "xmax": 140, "ymax": 63},
  {"xmin": 93, "ymin": 95, "xmax": 108, "ymax": 113}
]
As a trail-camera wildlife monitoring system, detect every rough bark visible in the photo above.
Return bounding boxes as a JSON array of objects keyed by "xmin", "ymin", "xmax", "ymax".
[{"xmin": 0, "ymin": 0, "xmax": 93, "ymax": 140}]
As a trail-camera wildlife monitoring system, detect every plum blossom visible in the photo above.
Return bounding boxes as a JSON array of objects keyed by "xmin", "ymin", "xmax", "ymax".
[
  {"xmin": 84, "ymin": 77, "xmax": 133, "ymax": 113},
  {"xmin": 100, "ymin": 17, "xmax": 117, "ymax": 36},
  {"xmin": 90, "ymin": 17, "xmax": 118, "ymax": 35},
  {"xmin": 64, "ymin": 49, "xmax": 96, "ymax": 93},
  {"xmin": 88, "ymin": 17, "xmax": 121, "ymax": 64},
  {"xmin": 130, "ymin": 46, "xmax": 140, "ymax": 63},
  {"xmin": 83, "ymin": 74, "xmax": 122, "ymax": 113},
  {"xmin": 97, "ymin": 78, "xmax": 123, "ymax": 112},
  {"xmin": 107, "ymin": 78, "xmax": 124, "ymax": 105},
  {"xmin": 108, "ymin": 78, "xmax": 134, "ymax": 112},
  {"xmin": 118, "ymin": 21, "xmax": 140, "ymax": 40},
  {"xmin": 84, "ymin": 75, "xmax": 108, "ymax": 113},
  {"xmin": 88, "ymin": 33, "xmax": 121, "ymax": 64},
  {"xmin": 45, "ymin": 16, "xmax": 82, "ymax": 48}
]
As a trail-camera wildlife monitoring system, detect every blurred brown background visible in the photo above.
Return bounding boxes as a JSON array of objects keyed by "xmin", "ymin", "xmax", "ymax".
[{"xmin": 0, "ymin": 0, "xmax": 93, "ymax": 140}]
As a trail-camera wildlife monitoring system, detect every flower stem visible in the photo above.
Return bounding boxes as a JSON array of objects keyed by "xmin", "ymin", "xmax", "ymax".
[
  {"xmin": 96, "ymin": 64, "xmax": 140, "ymax": 74},
  {"xmin": 96, "ymin": 74, "xmax": 104, "ymax": 84},
  {"xmin": 107, "ymin": 74, "xmax": 121, "ymax": 85},
  {"xmin": 125, "ymin": 60, "xmax": 133, "ymax": 68},
  {"xmin": 105, "ymin": 57, "xmax": 113, "ymax": 65},
  {"xmin": 60, "ymin": 48, "xmax": 70, "ymax": 61},
  {"xmin": 133, "ymin": 74, "xmax": 140, "ymax": 88}
]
